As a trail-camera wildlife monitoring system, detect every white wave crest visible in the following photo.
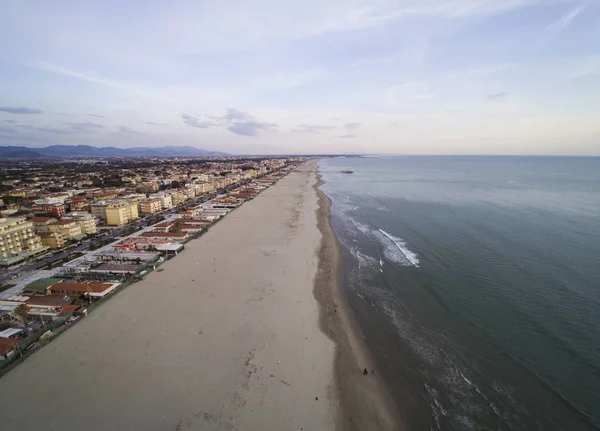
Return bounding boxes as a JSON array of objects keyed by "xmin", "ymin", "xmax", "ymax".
[{"xmin": 378, "ymin": 229, "xmax": 420, "ymax": 267}]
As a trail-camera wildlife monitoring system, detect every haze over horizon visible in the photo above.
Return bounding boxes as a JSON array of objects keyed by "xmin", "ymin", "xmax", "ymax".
[{"xmin": 1, "ymin": 0, "xmax": 599, "ymax": 155}]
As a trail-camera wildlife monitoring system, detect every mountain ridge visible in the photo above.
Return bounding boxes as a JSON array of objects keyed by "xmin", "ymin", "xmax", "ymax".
[{"xmin": 0, "ymin": 145, "xmax": 228, "ymax": 158}]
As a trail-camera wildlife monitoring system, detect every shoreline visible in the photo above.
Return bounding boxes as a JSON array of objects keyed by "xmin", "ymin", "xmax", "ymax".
[{"xmin": 313, "ymin": 173, "xmax": 402, "ymax": 430}]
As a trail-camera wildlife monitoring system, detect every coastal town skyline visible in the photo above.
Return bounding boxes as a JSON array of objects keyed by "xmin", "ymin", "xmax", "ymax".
[{"xmin": 1, "ymin": 0, "xmax": 599, "ymax": 155}]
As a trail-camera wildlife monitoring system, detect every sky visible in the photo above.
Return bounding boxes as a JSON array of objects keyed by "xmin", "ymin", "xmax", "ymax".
[{"xmin": 0, "ymin": 0, "xmax": 599, "ymax": 155}]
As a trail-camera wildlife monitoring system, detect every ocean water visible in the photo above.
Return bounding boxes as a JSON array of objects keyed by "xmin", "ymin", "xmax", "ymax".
[{"xmin": 319, "ymin": 156, "xmax": 600, "ymax": 431}]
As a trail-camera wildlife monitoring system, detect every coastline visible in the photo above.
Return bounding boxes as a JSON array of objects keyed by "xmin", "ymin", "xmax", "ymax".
[{"xmin": 313, "ymin": 172, "xmax": 402, "ymax": 431}]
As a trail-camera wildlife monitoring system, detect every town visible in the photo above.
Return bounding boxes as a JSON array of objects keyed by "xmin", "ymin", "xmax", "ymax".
[{"xmin": 0, "ymin": 156, "xmax": 307, "ymax": 368}]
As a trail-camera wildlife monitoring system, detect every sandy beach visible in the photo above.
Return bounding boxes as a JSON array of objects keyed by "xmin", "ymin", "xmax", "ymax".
[{"xmin": 0, "ymin": 161, "xmax": 398, "ymax": 430}]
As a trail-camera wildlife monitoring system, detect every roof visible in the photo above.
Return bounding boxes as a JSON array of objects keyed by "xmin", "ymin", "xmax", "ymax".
[
  {"xmin": 50, "ymin": 220, "xmax": 76, "ymax": 226},
  {"xmin": 24, "ymin": 277, "xmax": 64, "ymax": 292},
  {"xmin": 93, "ymin": 263, "xmax": 139, "ymax": 272},
  {"xmin": 30, "ymin": 217, "xmax": 56, "ymax": 223},
  {"xmin": 50, "ymin": 281, "xmax": 115, "ymax": 293},
  {"xmin": 26, "ymin": 295, "xmax": 73, "ymax": 307},
  {"xmin": 0, "ymin": 328, "xmax": 24, "ymax": 338},
  {"xmin": 0, "ymin": 337, "xmax": 19, "ymax": 356},
  {"xmin": 140, "ymin": 232, "xmax": 187, "ymax": 238},
  {"xmin": 38, "ymin": 231, "xmax": 62, "ymax": 237}
]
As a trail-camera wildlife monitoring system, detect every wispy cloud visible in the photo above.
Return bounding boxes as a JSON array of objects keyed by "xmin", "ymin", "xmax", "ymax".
[
  {"xmin": 184, "ymin": 109, "xmax": 278, "ymax": 137},
  {"xmin": 33, "ymin": 63, "xmax": 164, "ymax": 100},
  {"xmin": 118, "ymin": 126, "xmax": 142, "ymax": 134},
  {"xmin": 338, "ymin": 134, "xmax": 356, "ymax": 138},
  {"xmin": 3, "ymin": 119, "xmax": 17, "ymax": 124},
  {"xmin": 66, "ymin": 121, "xmax": 104, "ymax": 129},
  {"xmin": 146, "ymin": 121, "xmax": 168, "ymax": 126},
  {"xmin": 345, "ymin": 122, "xmax": 361, "ymax": 130},
  {"xmin": 486, "ymin": 92, "xmax": 508, "ymax": 100},
  {"xmin": 0, "ymin": 107, "xmax": 43, "ymax": 114},
  {"xmin": 293, "ymin": 124, "xmax": 337, "ymax": 133},
  {"xmin": 87, "ymin": 113, "xmax": 105, "ymax": 118},
  {"xmin": 181, "ymin": 114, "xmax": 214, "ymax": 128},
  {"xmin": 549, "ymin": 6, "xmax": 582, "ymax": 35},
  {"xmin": 227, "ymin": 121, "xmax": 278, "ymax": 137}
]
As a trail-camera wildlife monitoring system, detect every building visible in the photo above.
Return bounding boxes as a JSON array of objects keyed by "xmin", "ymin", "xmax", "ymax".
[
  {"xmin": 139, "ymin": 198, "xmax": 162, "ymax": 214},
  {"xmin": 68, "ymin": 196, "xmax": 89, "ymax": 211},
  {"xmin": 171, "ymin": 190, "xmax": 188, "ymax": 206},
  {"xmin": 49, "ymin": 281, "xmax": 121, "ymax": 298},
  {"xmin": 105, "ymin": 200, "xmax": 139, "ymax": 226},
  {"xmin": 41, "ymin": 203, "xmax": 67, "ymax": 217},
  {"xmin": 90, "ymin": 202, "xmax": 108, "ymax": 221},
  {"xmin": 38, "ymin": 231, "xmax": 66, "ymax": 249},
  {"xmin": 136, "ymin": 182, "xmax": 159, "ymax": 193},
  {"xmin": 154, "ymin": 193, "xmax": 173, "ymax": 209},
  {"xmin": 30, "ymin": 216, "xmax": 57, "ymax": 233},
  {"xmin": 48, "ymin": 220, "xmax": 83, "ymax": 240},
  {"xmin": 63, "ymin": 212, "xmax": 97, "ymax": 235},
  {"xmin": 0, "ymin": 217, "xmax": 45, "ymax": 259}
]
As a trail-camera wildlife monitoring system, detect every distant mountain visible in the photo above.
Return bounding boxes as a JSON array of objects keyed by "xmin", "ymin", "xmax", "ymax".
[{"xmin": 0, "ymin": 145, "xmax": 228, "ymax": 159}]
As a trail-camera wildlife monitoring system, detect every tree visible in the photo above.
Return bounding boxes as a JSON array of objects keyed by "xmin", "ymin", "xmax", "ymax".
[{"xmin": 13, "ymin": 303, "xmax": 29, "ymax": 324}]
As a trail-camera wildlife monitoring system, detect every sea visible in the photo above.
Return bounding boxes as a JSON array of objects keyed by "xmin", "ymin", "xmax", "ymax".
[{"xmin": 318, "ymin": 156, "xmax": 600, "ymax": 431}]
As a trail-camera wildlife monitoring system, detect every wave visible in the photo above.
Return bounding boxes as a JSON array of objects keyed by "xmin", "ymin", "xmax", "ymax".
[
  {"xmin": 378, "ymin": 229, "xmax": 420, "ymax": 267},
  {"xmin": 349, "ymin": 218, "xmax": 420, "ymax": 268}
]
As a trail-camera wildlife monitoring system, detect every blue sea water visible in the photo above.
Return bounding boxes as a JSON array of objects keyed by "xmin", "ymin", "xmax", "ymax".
[{"xmin": 319, "ymin": 156, "xmax": 600, "ymax": 431}]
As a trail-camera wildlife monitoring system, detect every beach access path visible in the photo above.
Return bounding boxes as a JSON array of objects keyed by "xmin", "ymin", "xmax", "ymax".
[{"xmin": 0, "ymin": 163, "xmax": 337, "ymax": 430}]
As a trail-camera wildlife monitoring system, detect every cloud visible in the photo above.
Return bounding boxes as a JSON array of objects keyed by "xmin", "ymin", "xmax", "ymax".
[
  {"xmin": 66, "ymin": 121, "xmax": 104, "ymax": 129},
  {"xmin": 545, "ymin": 6, "xmax": 582, "ymax": 38},
  {"xmin": 227, "ymin": 121, "xmax": 278, "ymax": 137},
  {"xmin": 3, "ymin": 120, "xmax": 17, "ymax": 124},
  {"xmin": 146, "ymin": 121, "xmax": 168, "ymax": 126},
  {"xmin": 87, "ymin": 113, "xmax": 105, "ymax": 118},
  {"xmin": 485, "ymin": 92, "xmax": 508, "ymax": 100},
  {"xmin": 0, "ymin": 107, "xmax": 43, "ymax": 114},
  {"xmin": 293, "ymin": 124, "xmax": 337, "ymax": 133},
  {"xmin": 345, "ymin": 122, "xmax": 361, "ymax": 130},
  {"xmin": 33, "ymin": 63, "xmax": 165, "ymax": 101},
  {"xmin": 181, "ymin": 114, "xmax": 214, "ymax": 128},
  {"xmin": 212, "ymin": 108, "xmax": 254, "ymax": 122},
  {"xmin": 210, "ymin": 109, "xmax": 278, "ymax": 137},
  {"xmin": 338, "ymin": 134, "xmax": 356, "ymax": 138},
  {"xmin": 118, "ymin": 126, "xmax": 142, "ymax": 134}
]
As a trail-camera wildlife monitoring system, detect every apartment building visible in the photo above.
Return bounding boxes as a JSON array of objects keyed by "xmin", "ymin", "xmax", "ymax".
[
  {"xmin": 0, "ymin": 217, "xmax": 45, "ymax": 258},
  {"xmin": 38, "ymin": 231, "xmax": 66, "ymax": 249},
  {"xmin": 63, "ymin": 212, "xmax": 97, "ymax": 235},
  {"xmin": 105, "ymin": 201, "xmax": 139, "ymax": 226},
  {"xmin": 90, "ymin": 202, "xmax": 108, "ymax": 221},
  {"xmin": 139, "ymin": 198, "xmax": 162, "ymax": 214},
  {"xmin": 48, "ymin": 220, "xmax": 83, "ymax": 240},
  {"xmin": 136, "ymin": 182, "xmax": 159, "ymax": 193},
  {"xmin": 171, "ymin": 190, "xmax": 188, "ymax": 206},
  {"xmin": 153, "ymin": 193, "xmax": 173, "ymax": 209}
]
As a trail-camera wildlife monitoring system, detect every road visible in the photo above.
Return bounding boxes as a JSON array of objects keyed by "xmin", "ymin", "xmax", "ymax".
[
  {"xmin": 0, "ymin": 190, "xmax": 228, "ymax": 287},
  {"xmin": 0, "ymin": 177, "xmax": 262, "ymax": 288}
]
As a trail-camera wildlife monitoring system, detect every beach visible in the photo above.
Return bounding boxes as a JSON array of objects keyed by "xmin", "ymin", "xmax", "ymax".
[{"xmin": 0, "ymin": 161, "xmax": 397, "ymax": 430}]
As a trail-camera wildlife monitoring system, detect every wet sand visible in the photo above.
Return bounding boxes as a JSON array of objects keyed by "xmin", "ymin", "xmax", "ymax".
[{"xmin": 0, "ymin": 162, "xmax": 399, "ymax": 430}]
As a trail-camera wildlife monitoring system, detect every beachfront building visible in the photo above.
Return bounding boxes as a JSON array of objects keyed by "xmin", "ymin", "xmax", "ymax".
[
  {"xmin": 48, "ymin": 220, "xmax": 83, "ymax": 240},
  {"xmin": 105, "ymin": 201, "xmax": 139, "ymax": 226},
  {"xmin": 153, "ymin": 192, "xmax": 173, "ymax": 209},
  {"xmin": 31, "ymin": 216, "xmax": 57, "ymax": 233},
  {"xmin": 62, "ymin": 212, "xmax": 98, "ymax": 235},
  {"xmin": 171, "ymin": 190, "xmax": 188, "ymax": 206},
  {"xmin": 0, "ymin": 217, "xmax": 45, "ymax": 259},
  {"xmin": 90, "ymin": 202, "xmax": 108, "ymax": 221},
  {"xmin": 139, "ymin": 197, "xmax": 162, "ymax": 214},
  {"xmin": 38, "ymin": 231, "xmax": 67, "ymax": 249}
]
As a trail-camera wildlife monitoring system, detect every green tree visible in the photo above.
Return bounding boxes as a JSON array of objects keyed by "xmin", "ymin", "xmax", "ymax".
[{"xmin": 13, "ymin": 303, "xmax": 29, "ymax": 323}]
